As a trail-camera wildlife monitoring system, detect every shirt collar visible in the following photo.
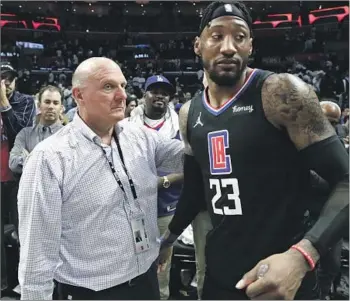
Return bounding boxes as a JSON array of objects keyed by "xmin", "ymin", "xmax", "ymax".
[
  {"xmin": 36, "ymin": 121, "xmax": 63, "ymax": 133},
  {"xmin": 72, "ymin": 113, "xmax": 124, "ymax": 145}
]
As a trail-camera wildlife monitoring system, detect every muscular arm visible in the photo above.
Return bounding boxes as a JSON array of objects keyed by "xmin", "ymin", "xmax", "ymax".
[
  {"xmin": 262, "ymin": 73, "xmax": 349, "ymax": 265},
  {"xmin": 166, "ymin": 101, "xmax": 206, "ymax": 238},
  {"xmin": 262, "ymin": 73, "xmax": 335, "ymax": 149},
  {"xmin": 178, "ymin": 101, "xmax": 193, "ymax": 155}
]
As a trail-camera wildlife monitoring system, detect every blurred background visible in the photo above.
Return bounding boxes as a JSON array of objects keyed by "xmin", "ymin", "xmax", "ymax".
[{"xmin": 0, "ymin": 1, "xmax": 349, "ymax": 108}]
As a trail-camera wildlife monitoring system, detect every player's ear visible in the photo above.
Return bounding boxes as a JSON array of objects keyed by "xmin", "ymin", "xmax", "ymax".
[
  {"xmin": 248, "ymin": 38, "xmax": 253, "ymax": 56},
  {"xmin": 194, "ymin": 36, "xmax": 201, "ymax": 57}
]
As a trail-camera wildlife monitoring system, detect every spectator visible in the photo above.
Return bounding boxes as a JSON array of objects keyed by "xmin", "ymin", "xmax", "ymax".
[
  {"xmin": 125, "ymin": 94, "xmax": 138, "ymax": 118},
  {"xmin": 16, "ymin": 70, "xmax": 32, "ymax": 95},
  {"xmin": 169, "ymin": 93, "xmax": 180, "ymax": 110},
  {"xmin": 0, "ymin": 62, "xmax": 35, "ymax": 291},
  {"xmin": 65, "ymin": 101, "xmax": 78, "ymax": 122},
  {"xmin": 72, "ymin": 54, "xmax": 79, "ymax": 67},
  {"xmin": 184, "ymin": 92, "xmax": 192, "ymax": 102},
  {"xmin": 17, "ymin": 57, "xmax": 183, "ymax": 300},
  {"xmin": 340, "ymin": 108, "xmax": 349, "ymax": 125},
  {"xmin": 48, "ymin": 72, "xmax": 55, "ymax": 85},
  {"xmin": 9, "ymin": 85, "xmax": 64, "ymax": 174},
  {"xmin": 319, "ymin": 61, "xmax": 343, "ymax": 99},
  {"xmin": 127, "ymin": 75, "xmax": 183, "ymax": 300},
  {"xmin": 320, "ymin": 100, "xmax": 348, "ymax": 143},
  {"xmin": 63, "ymin": 84, "xmax": 74, "ymax": 112},
  {"xmin": 339, "ymin": 70, "xmax": 349, "ymax": 109},
  {"xmin": 132, "ymin": 70, "xmax": 145, "ymax": 90}
]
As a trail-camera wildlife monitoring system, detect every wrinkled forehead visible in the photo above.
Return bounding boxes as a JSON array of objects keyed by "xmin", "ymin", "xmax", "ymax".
[{"xmin": 91, "ymin": 64, "xmax": 126, "ymax": 83}]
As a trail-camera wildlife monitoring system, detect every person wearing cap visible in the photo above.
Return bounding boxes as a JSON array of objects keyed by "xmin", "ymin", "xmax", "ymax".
[
  {"xmin": 1, "ymin": 62, "xmax": 35, "ymax": 291},
  {"xmin": 159, "ymin": 1, "xmax": 348, "ymax": 300},
  {"xmin": 126, "ymin": 75, "xmax": 183, "ymax": 300}
]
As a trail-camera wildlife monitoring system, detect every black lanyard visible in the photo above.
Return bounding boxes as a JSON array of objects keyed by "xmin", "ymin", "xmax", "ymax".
[{"xmin": 101, "ymin": 132, "xmax": 137, "ymax": 199}]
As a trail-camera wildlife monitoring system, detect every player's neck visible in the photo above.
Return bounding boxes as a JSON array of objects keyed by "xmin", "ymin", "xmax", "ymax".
[{"xmin": 207, "ymin": 69, "xmax": 250, "ymax": 108}]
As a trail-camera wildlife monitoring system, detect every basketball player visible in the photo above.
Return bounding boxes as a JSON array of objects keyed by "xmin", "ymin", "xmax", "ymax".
[{"xmin": 159, "ymin": 1, "xmax": 349, "ymax": 299}]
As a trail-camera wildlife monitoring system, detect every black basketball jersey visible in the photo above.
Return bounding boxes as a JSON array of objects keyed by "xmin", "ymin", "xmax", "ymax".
[{"xmin": 187, "ymin": 69, "xmax": 312, "ymax": 291}]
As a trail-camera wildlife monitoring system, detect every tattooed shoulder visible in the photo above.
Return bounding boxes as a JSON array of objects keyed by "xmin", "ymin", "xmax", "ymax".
[
  {"xmin": 262, "ymin": 73, "xmax": 335, "ymax": 150},
  {"xmin": 178, "ymin": 100, "xmax": 193, "ymax": 155}
]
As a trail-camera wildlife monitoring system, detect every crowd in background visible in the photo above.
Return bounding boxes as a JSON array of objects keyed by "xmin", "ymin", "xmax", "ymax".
[{"xmin": 1, "ymin": 1, "xmax": 349, "ymax": 299}]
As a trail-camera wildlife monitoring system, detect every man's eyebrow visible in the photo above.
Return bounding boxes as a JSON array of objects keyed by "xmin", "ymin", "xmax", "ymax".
[{"xmin": 207, "ymin": 23, "xmax": 249, "ymax": 31}]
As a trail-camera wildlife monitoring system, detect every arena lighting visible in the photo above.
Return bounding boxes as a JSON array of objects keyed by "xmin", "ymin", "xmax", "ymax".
[
  {"xmin": 0, "ymin": 6, "xmax": 348, "ymax": 30},
  {"xmin": 253, "ymin": 6, "xmax": 348, "ymax": 28},
  {"xmin": 32, "ymin": 17, "xmax": 61, "ymax": 31},
  {"xmin": 0, "ymin": 13, "xmax": 27, "ymax": 28},
  {"xmin": 253, "ymin": 13, "xmax": 302, "ymax": 28},
  {"xmin": 309, "ymin": 6, "xmax": 349, "ymax": 24}
]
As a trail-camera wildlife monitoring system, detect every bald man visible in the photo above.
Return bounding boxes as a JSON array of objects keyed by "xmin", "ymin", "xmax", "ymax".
[
  {"xmin": 17, "ymin": 57, "xmax": 184, "ymax": 300},
  {"xmin": 320, "ymin": 101, "xmax": 341, "ymax": 125},
  {"xmin": 320, "ymin": 100, "xmax": 349, "ymax": 145}
]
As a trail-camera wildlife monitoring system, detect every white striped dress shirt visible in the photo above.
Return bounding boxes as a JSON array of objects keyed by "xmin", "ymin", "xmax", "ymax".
[{"xmin": 18, "ymin": 114, "xmax": 184, "ymax": 300}]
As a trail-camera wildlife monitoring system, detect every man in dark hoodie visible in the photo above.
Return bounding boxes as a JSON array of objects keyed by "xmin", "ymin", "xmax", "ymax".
[
  {"xmin": 126, "ymin": 75, "xmax": 183, "ymax": 299},
  {"xmin": 1, "ymin": 62, "xmax": 35, "ymax": 292}
]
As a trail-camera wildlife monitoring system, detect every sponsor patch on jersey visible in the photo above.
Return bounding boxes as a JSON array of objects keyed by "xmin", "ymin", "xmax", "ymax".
[{"xmin": 208, "ymin": 130, "xmax": 232, "ymax": 175}]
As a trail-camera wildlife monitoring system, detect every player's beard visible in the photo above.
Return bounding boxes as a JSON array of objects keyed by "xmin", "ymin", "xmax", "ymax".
[{"xmin": 202, "ymin": 57, "xmax": 248, "ymax": 87}]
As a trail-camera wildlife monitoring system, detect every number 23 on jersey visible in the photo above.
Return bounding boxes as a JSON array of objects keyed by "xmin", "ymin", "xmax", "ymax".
[{"xmin": 208, "ymin": 130, "xmax": 242, "ymax": 216}]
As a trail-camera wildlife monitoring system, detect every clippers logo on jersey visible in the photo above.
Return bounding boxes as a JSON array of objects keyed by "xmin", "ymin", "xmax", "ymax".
[{"xmin": 208, "ymin": 130, "xmax": 232, "ymax": 175}]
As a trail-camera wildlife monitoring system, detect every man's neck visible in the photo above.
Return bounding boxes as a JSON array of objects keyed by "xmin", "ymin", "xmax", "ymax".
[
  {"xmin": 80, "ymin": 115, "xmax": 114, "ymax": 145},
  {"xmin": 207, "ymin": 68, "xmax": 250, "ymax": 108},
  {"xmin": 39, "ymin": 119, "xmax": 58, "ymax": 127},
  {"xmin": 144, "ymin": 107, "xmax": 165, "ymax": 120}
]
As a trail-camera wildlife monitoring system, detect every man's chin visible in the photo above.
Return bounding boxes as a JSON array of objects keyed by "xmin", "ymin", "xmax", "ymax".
[
  {"xmin": 152, "ymin": 105, "xmax": 166, "ymax": 114},
  {"xmin": 211, "ymin": 75, "xmax": 240, "ymax": 87},
  {"xmin": 112, "ymin": 111, "xmax": 125, "ymax": 121}
]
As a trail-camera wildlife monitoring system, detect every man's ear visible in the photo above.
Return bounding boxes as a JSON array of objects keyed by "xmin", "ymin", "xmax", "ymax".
[
  {"xmin": 194, "ymin": 36, "xmax": 201, "ymax": 57},
  {"xmin": 249, "ymin": 38, "xmax": 253, "ymax": 56},
  {"xmin": 72, "ymin": 87, "xmax": 83, "ymax": 107}
]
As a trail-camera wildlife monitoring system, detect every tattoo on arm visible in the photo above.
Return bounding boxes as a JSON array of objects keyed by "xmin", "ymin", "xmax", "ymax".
[
  {"xmin": 262, "ymin": 73, "xmax": 335, "ymax": 150},
  {"xmin": 179, "ymin": 101, "xmax": 193, "ymax": 155}
]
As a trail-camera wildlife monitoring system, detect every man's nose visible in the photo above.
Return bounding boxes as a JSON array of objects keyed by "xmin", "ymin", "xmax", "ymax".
[
  {"xmin": 220, "ymin": 36, "xmax": 237, "ymax": 57},
  {"xmin": 117, "ymin": 88, "xmax": 127, "ymax": 102}
]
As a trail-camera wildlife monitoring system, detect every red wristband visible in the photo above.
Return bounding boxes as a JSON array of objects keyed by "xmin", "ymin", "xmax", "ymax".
[{"xmin": 291, "ymin": 245, "xmax": 316, "ymax": 271}]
